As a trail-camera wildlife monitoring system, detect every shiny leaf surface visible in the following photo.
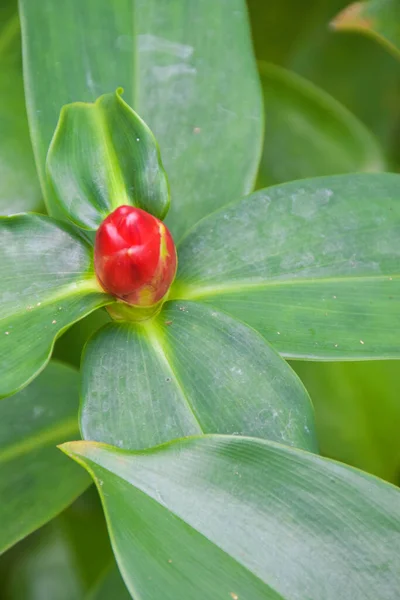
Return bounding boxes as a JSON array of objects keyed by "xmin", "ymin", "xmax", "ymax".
[
  {"xmin": 258, "ymin": 62, "xmax": 384, "ymax": 186},
  {"xmin": 174, "ymin": 173, "xmax": 400, "ymax": 360},
  {"xmin": 0, "ymin": 214, "xmax": 111, "ymax": 397},
  {"xmin": 62, "ymin": 435, "xmax": 400, "ymax": 600},
  {"xmin": 333, "ymin": 0, "xmax": 400, "ymax": 58},
  {"xmin": 0, "ymin": 361, "xmax": 89, "ymax": 553},
  {"xmin": 0, "ymin": 7, "xmax": 42, "ymax": 214},
  {"xmin": 46, "ymin": 90, "xmax": 169, "ymax": 229},
  {"xmin": 80, "ymin": 301, "xmax": 317, "ymax": 452},
  {"xmin": 19, "ymin": 0, "xmax": 262, "ymax": 238}
]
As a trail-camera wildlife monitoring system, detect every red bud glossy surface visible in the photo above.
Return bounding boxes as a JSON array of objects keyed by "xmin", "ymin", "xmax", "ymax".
[{"xmin": 94, "ymin": 206, "xmax": 177, "ymax": 307}]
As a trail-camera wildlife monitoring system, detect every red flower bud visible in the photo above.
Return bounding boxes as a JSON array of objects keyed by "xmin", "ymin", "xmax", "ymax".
[{"xmin": 94, "ymin": 206, "xmax": 177, "ymax": 307}]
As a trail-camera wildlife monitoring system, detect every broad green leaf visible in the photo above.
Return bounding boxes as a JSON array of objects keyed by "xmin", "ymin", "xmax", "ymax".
[
  {"xmin": 81, "ymin": 301, "xmax": 317, "ymax": 452},
  {"xmin": 20, "ymin": 0, "xmax": 262, "ymax": 239},
  {"xmin": 0, "ymin": 361, "xmax": 89, "ymax": 554},
  {"xmin": 293, "ymin": 359, "xmax": 400, "ymax": 484},
  {"xmin": 0, "ymin": 6, "xmax": 42, "ymax": 215},
  {"xmin": 173, "ymin": 173, "xmax": 400, "ymax": 360},
  {"xmin": 46, "ymin": 90, "xmax": 169, "ymax": 230},
  {"xmin": 258, "ymin": 62, "xmax": 384, "ymax": 187},
  {"xmin": 332, "ymin": 0, "xmax": 400, "ymax": 58},
  {"xmin": 62, "ymin": 435, "xmax": 400, "ymax": 600},
  {"xmin": 0, "ymin": 214, "xmax": 112, "ymax": 397},
  {"xmin": 87, "ymin": 566, "xmax": 131, "ymax": 600}
]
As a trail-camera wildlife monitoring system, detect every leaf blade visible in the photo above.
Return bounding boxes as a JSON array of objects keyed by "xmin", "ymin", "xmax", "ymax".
[
  {"xmin": 80, "ymin": 301, "xmax": 317, "ymax": 452},
  {"xmin": 0, "ymin": 214, "xmax": 112, "ymax": 397},
  {"xmin": 19, "ymin": 0, "xmax": 263, "ymax": 238},
  {"xmin": 61, "ymin": 435, "xmax": 400, "ymax": 600},
  {"xmin": 0, "ymin": 361, "xmax": 89, "ymax": 553},
  {"xmin": 332, "ymin": 1, "xmax": 400, "ymax": 59},
  {"xmin": 257, "ymin": 62, "xmax": 385, "ymax": 187},
  {"xmin": 46, "ymin": 90, "xmax": 170, "ymax": 229},
  {"xmin": 0, "ymin": 7, "xmax": 42, "ymax": 215},
  {"xmin": 174, "ymin": 173, "xmax": 400, "ymax": 360}
]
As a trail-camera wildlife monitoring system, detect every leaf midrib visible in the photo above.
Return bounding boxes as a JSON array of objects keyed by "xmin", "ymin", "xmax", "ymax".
[
  {"xmin": 0, "ymin": 278, "xmax": 107, "ymax": 323},
  {"xmin": 143, "ymin": 322, "xmax": 204, "ymax": 435},
  {"xmin": 175, "ymin": 273, "xmax": 399, "ymax": 301}
]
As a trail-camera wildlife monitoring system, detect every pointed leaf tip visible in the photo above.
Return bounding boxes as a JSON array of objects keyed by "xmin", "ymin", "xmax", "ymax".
[{"xmin": 46, "ymin": 90, "xmax": 170, "ymax": 230}]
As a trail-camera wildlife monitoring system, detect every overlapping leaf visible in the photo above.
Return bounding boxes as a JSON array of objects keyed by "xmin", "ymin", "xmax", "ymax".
[
  {"xmin": 19, "ymin": 0, "xmax": 263, "ymax": 238},
  {"xmin": 333, "ymin": 0, "xmax": 400, "ymax": 58},
  {"xmin": 46, "ymin": 90, "xmax": 169, "ymax": 229},
  {"xmin": 174, "ymin": 173, "xmax": 400, "ymax": 360},
  {"xmin": 0, "ymin": 214, "xmax": 112, "ymax": 397},
  {"xmin": 81, "ymin": 301, "xmax": 317, "ymax": 452},
  {"xmin": 258, "ymin": 62, "xmax": 384, "ymax": 186},
  {"xmin": 0, "ymin": 361, "xmax": 89, "ymax": 553},
  {"xmin": 62, "ymin": 435, "xmax": 400, "ymax": 600}
]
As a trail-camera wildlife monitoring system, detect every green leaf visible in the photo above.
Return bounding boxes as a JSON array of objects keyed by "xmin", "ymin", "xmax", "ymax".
[
  {"xmin": 19, "ymin": 0, "xmax": 262, "ymax": 239},
  {"xmin": 0, "ymin": 361, "xmax": 89, "ymax": 554},
  {"xmin": 0, "ymin": 7, "xmax": 42, "ymax": 215},
  {"xmin": 174, "ymin": 173, "xmax": 400, "ymax": 360},
  {"xmin": 0, "ymin": 214, "xmax": 112, "ymax": 397},
  {"xmin": 46, "ymin": 90, "xmax": 169, "ymax": 230},
  {"xmin": 61, "ymin": 435, "xmax": 400, "ymax": 600},
  {"xmin": 293, "ymin": 359, "xmax": 400, "ymax": 484},
  {"xmin": 332, "ymin": 1, "xmax": 400, "ymax": 59},
  {"xmin": 81, "ymin": 301, "xmax": 317, "ymax": 452},
  {"xmin": 286, "ymin": 1, "xmax": 400, "ymax": 157},
  {"xmin": 257, "ymin": 62, "xmax": 385, "ymax": 187}
]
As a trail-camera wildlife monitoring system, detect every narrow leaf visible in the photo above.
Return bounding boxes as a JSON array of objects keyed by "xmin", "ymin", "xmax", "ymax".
[
  {"xmin": 61, "ymin": 435, "xmax": 400, "ymax": 600},
  {"xmin": 80, "ymin": 301, "xmax": 317, "ymax": 452},
  {"xmin": 46, "ymin": 90, "xmax": 169, "ymax": 230},
  {"xmin": 19, "ymin": 0, "xmax": 262, "ymax": 238},
  {"xmin": 332, "ymin": 1, "xmax": 400, "ymax": 59},
  {"xmin": 0, "ymin": 214, "xmax": 112, "ymax": 397},
  {"xmin": 258, "ymin": 62, "xmax": 385, "ymax": 186},
  {"xmin": 0, "ymin": 361, "xmax": 89, "ymax": 553},
  {"xmin": 174, "ymin": 173, "xmax": 400, "ymax": 360}
]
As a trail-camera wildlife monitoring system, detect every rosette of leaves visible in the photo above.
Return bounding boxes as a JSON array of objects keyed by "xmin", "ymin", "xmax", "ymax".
[{"xmin": 1, "ymin": 1, "xmax": 400, "ymax": 598}]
